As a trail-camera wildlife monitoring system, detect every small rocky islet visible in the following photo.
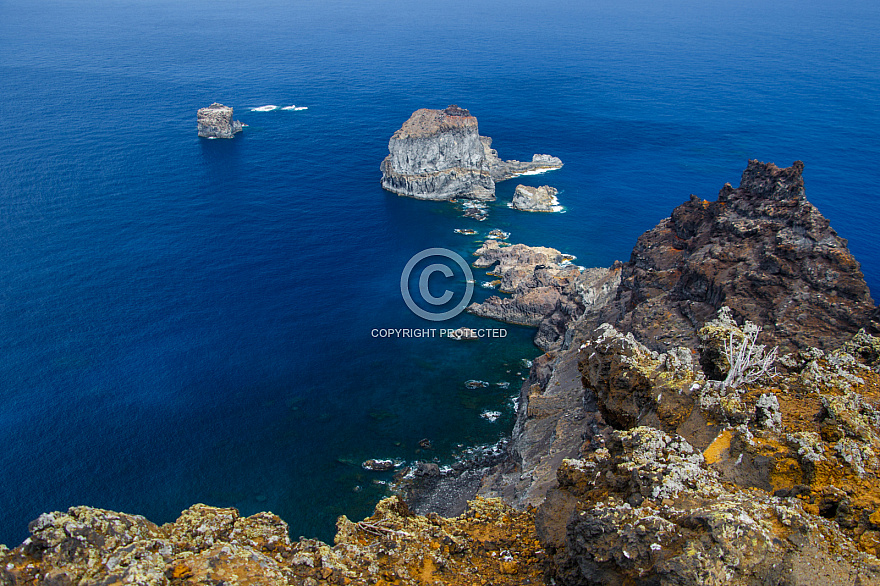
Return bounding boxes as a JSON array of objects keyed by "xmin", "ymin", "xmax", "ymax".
[
  {"xmin": 196, "ymin": 103, "xmax": 243, "ymax": 139},
  {"xmin": 5, "ymin": 110, "xmax": 880, "ymax": 586}
]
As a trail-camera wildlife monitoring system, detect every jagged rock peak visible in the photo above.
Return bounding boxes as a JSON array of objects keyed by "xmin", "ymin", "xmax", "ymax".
[
  {"xmin": 724, "ymin": 158, "xmax": 805, "ymax": 202},
  {"xmin": 592, "ymin": 159, "xmax": 878, "ymax": 353}
]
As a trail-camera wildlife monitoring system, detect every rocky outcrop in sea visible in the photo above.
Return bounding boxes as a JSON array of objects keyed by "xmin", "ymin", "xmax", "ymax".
[
  {"xmin": 511, "ymin": 184, "xmax": 561, "ymax": 212},
  {"xmin": 380, "ymin": 105, "xmax": 562, "ymax": 201},
  {"xmin": 466, "ymin": 240, "xmax": 619, "ymax": 350},
  {"xmin": 197, "ymin": 103, "xmax": 243, "ymax": 139}
]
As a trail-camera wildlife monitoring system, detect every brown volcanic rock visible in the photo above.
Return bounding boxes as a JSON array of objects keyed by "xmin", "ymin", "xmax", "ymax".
[
  {"xmin": 466, "ymin": 240, "xmax": 619, "ymax": 349},
  {"xmin": 589, "ymin": 160, "xmax": 877, "ymax": 353},
  {"xmin": 390, "ymin": 105, "xmax": 478, "ymax": 139}
]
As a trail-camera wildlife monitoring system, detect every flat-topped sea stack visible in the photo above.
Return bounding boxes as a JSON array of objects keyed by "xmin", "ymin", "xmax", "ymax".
[
  {"xmin": 512, "ymin": 184, "xmax": 560, "ymax": 212},
  {"xmin": 380, "ymin": 105, "xmax": 562, "ymax": 201},
  {"xmin": 197, "ymin": 103, "xmax": 243, "ymax": 139}
]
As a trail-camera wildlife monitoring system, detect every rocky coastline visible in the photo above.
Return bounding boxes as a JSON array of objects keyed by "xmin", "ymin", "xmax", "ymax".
[
  {"xmin": 380, "ymin": 105, "xmax": 562, "ymax": 201},
  {"xmin": 4, "ymin": 160, "xmax": 880, "ymax": 585},
  {"xmin": 197, "ymin": 103, "xmax": 243, "ymax": 139}
]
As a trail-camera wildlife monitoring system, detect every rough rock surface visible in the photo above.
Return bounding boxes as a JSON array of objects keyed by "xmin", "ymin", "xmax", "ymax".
[
  {"xmin": 467, "ymin": 240, "xmax": 620, "ymax": 350},
  {"xmin": 473, "ymin": 160, "xmax": 880, "ymax": 583},
  {"xmin": 197, "ymin": 103, "xmax": 243, "ymax": 138},
  {"xmin": 512, "ymin": 185, "xmax": 560, "ymax": 212},
  {"xmin": 5, "ymin": 160, "xmax": 880, "ymax": 585},
  {"xmin": 481, "ymin": 137, "xmax": 563, "ymax": 183},
  {"xmin": 543, "ymin": 428, "xmax": 880, "ymax": 585},
  {"xmin": 584, "ymin": 160, "xmax": 878, "ymax": 353},
  {"xmin": 0, "ymin": 498, "xmax": 545, "ymax": 586},
  {"xmin": 380, "ymin": 106, "xmax": 562, "ymax": 201}
]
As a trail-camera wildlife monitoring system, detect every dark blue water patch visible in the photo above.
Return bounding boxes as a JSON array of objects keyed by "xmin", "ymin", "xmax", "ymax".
[{"xmin": 1, "ymin": 0, "xmax": 879, "ymax": 547}]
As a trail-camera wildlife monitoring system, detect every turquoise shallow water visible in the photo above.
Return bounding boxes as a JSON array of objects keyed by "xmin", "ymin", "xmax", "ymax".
[{"xmin": 1, "ymin": 0, "xmax": 879, "ymax": 545}]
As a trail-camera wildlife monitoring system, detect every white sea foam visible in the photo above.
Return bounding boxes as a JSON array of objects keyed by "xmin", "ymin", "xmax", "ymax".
[
  {"xmin": 293, "ymin": 106, "xmax": 308, "ymax": 110},
  {"xmin": 251, "ymin": 105, "xmax": 278, "ymax": 112},
  {"xmin": 480, "ymin": 410, "xmax": 502, "ymax": 422},
  {"xmin": 517, "ymin": 166, "xmax": 560, "ymax": 176},
  {"xmin": 281, "ymin": 105, "xmax": 298, "ymax": 110}
]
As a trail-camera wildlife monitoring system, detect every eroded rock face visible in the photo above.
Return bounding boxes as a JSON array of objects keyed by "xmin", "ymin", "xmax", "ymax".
[
  {"xmin": 380, "ymin": 106, "xmax": 562, "ymax": 201},
  {"xmin": 512, "ymin": 184, "xmax": 560, "ymax": 212},
  {"xmin": 380, "ymin": 105, "xmax": 494, "ymax": 201},
  {"xmin": 197, "ymin": 103, "xmax": 243, "ymax": 138},
  {"xmin": 586, "ymin": 160, "xmax": 878, "ymax": 353}
]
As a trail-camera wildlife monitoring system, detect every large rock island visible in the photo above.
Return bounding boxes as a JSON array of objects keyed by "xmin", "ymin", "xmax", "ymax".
[
  {"xmin": 380, "ymin": 105, "xmax": 562, "ymax": 201},
  {"xmin": 197, "ymin": 103, "xmax": 243, "ymax": 139}
]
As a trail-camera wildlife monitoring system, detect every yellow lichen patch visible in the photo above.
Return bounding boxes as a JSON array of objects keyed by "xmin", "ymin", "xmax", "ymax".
[
  {"xmin": 703, "ymin": 429, "xmax": 733, "ymax": 465},
  {"xmin": 170, "ymin": 564, "xmax": 193, "ymax": 580},
  {"xmin": 317, "ymin": 497, "xmax": 545, "ymax": 586}
]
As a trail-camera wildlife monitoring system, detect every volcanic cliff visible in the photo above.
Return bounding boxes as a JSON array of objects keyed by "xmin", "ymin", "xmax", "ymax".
[{"xmin": 380, "ymin": 106, "xmax": 562, "ymax": 201}]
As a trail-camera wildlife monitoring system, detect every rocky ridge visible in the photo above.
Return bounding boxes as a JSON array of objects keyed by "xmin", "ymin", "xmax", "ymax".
[
  {"xmin": 197, "ymin": 103, "xmax": 243, "ymax": 139},
  {"xmin": 0, "ymin": 498, "xmax": 545, "ymax": 586},
  {"xmin": 380, "ymin": 106, "xmax": 562, "ymax": 201},
  {"xmin": 579, "ymin": 160, "xmax": 878, "ymax": 354}
]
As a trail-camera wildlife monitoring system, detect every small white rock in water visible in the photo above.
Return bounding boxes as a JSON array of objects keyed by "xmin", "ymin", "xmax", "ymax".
[
  {"xmin": 361, "ymin": 459, "xmax": 395, "ymax": 471},
  {"xmin": 481, "ymin": 410, "xmax": 502, "ymax": 422},
  {"xmin": 465, "ymin": 380, "xmax": 489, "ymax": 389},
  {"xmin": 454, "ymin": 228, "xmax": 478, "ymax": 235},
  {"xmin": 496, "ymin": 381, "xmax": 510, "ymax": 389}
]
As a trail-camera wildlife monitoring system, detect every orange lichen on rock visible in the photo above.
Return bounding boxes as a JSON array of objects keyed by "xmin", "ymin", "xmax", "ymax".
[{"xmin": 0, "ymin": 497, "xmax": 545, "ymax": 586}]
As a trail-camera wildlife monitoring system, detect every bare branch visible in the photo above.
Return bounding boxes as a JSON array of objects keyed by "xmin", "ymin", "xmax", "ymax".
[{"xmin": 721, "ymin": 322, "xmax": 778, "ymax": 390}]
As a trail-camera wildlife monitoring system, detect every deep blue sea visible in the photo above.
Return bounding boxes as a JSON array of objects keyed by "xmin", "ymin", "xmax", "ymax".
[{"xmin": 1, "ymin": 0, "xmax": 878, "ymax": 546}]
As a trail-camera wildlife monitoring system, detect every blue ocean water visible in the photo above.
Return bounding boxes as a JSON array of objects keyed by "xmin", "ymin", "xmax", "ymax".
[{"xmin": 1, "ymin": 0, "xmax": 878, "ymax": 546}]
